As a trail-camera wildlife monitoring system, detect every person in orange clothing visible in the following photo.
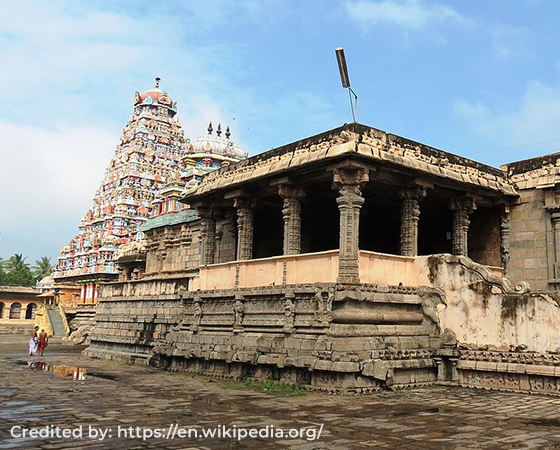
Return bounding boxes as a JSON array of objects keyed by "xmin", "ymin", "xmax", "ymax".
[{"xmin": 37, "ymin": 329, "xmax": 49, "ymax": 356}]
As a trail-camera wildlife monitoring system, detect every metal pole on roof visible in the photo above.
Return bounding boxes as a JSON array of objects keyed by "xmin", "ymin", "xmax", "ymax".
[{"xmin": 335, "ymin": 47, "xmax": 358, "ymax": 123}]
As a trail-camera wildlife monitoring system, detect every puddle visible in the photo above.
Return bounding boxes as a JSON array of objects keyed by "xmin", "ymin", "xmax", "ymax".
[{"xmin": 14, "ymin": 361, "xmax": 117, "ymax": 381}]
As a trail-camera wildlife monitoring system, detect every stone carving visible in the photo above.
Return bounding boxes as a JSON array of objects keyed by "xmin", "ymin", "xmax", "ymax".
[
  {"xmin": 234, "ymin": 198, "xmax": 256, "ymax": 260},
  {"xmin": 420, "ymin": 295, "xmax": 440, "ymax": 332},
  {"xmin": 332, "ymin": 167, "xmax": 369, "ymax": 284},
  {"xmin": 400, "ymin": 185, "xmax": 427, "ymax": 256},
  {"xmin": 314, "ymin": 287, "xmax": 333, "ymax": 326},
  {"xmin": 278, "ymin": 184, "xmax": 305, "ymax": 255},
  {"xmin": 433, "ymin": 254, "xmax": 532, "ymax": 295},
  {"xmin": 191, "ymin": 296, "xmax": 203, "ymax": 332},
  {"xmin": 233, "ymin": 294, "xmax": 244, "ymax": 332},
  {"xmin": 450, "ymin": 197, "xmax": 476, "ymax": 256},
  {"xmin": 170, "ymin": 298, "xmax": 189, "ymax": 332},
  {"xmin": 500, "ymin": 206, "xmax": 510, "ymax": 275},
  {"xmin": 198, "ymin": 205, "xmax": 217, "ymax": 265},
  {"xmin": 283, "ymin": 292, "xmax": 296, "ymax": 333}
]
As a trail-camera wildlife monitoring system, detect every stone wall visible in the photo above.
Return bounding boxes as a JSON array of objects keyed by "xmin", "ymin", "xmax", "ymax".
[
  {"xmin": 86, "ymin": 283, "xmax": 445, "ymax": 391},
  {"xmin": 468, "ymin": 207, "xmax": 501, "ymax": 267},
  {"xmin": 86, "ymin": 253, "xmax": 560, "ymax": 394},
  {"xmin": 145, "ymin": 222, "xmax": 201, "ymax": 275},
  {"xmin": 508, "ymin": 188, "xmax": 550, "ymax": 290},
  {"xmin": 144, "ymin": 214, "xmax": 237, "ymax": 277}
]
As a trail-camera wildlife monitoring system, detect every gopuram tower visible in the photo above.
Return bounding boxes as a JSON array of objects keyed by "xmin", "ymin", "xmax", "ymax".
[{"xmin": 53, "ymin": 79, "xmax": 188, "ymax": 303}]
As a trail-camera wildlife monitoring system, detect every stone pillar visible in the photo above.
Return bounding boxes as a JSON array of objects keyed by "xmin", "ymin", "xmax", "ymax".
[
  {"xmin": 551, "ymin": 211, "xmax": 560, "ymax": 279},
  {"xmin": 500, "ymin": 205, "xmax": 510, "ymax": 275},
  {"xmin": 278, "ymin": 184, "xmax": 304, "ymax": 255},
  {"xmin": 451, "ymin": 197, "xmax": 476, "ymax": 256},
  {"xmin": 400, "ymin": 185, "xmax": 427, "ymax": 256},
  {"xmin": 198, "ymin": 205, "xmax": 217, "ymax": 265},
  {"xmin": 332, "ymin": 167, "xmax": 369, "ymax": 284},
  {"xmin": 235, "ymin": 198, "xmax": 255, "ymax": 260}
]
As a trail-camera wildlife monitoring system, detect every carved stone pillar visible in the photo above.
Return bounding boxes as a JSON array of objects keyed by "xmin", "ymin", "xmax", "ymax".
[
  {"xmin": 198, "ymin": 205, "xmax": 217, "ymax": 265},
  {"xmin": 451, "ymin": 197, "xmax": 476, "ymax": 256},
  {"xmin": 234, "ymin": 198, "xmax": 255, "ymax": 260},
  {"xmin": 551, "ymin": 211, "xmax": 560, "ymax": 279},
  {"xmin": 400, "ymin": 186, "xmax": 427, "ymax": 256},
  {"xmin": 500, "ymin": 205, "xmax": 510, "ymax": 275},
  {"xmin": 278, "ymin": 185, "xmax": 304, "ymax": 255},
  {"xmin": 332, "ymin": 167, "xmax": 369, "ymax": 284}
]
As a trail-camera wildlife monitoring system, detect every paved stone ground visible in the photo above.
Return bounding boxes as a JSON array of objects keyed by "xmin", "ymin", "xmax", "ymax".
[{"xmin": 2, "ymin": 335, "xmax": 560, "ymax": 449}]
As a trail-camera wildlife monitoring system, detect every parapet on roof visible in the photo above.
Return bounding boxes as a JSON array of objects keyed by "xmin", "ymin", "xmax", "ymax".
[
  {"xmin": 183, "ymin": 122, "xmax": 517, "ymax": 200},
  {"xmin": 502, "ymin": 152, "xmax": 560, "ymax": 189}
]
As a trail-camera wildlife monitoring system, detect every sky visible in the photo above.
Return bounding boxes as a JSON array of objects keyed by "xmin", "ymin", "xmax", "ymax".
[{"xmin": 2, "ymin": 0, "xmax": 560, "ymax": 264}]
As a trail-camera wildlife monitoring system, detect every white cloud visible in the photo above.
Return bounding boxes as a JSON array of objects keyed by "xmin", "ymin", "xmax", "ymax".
[
  {"xmin": 455, "ymin": 78, "xmax": 560, "ymax": 155},
  {"xmin": 0, "ymin": 0, "xmax": 336, "ymax": 262},
  {"xmin": 0, "ymin": 120, "xmax": 119, "ymax": 259},
  {"xmin": 345, "ymin": 0, "xmax": 466, "ymax": 32}
]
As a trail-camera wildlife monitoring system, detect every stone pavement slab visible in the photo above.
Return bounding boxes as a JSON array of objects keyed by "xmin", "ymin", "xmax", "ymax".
[{"xmin": 1, "ymin": 336, "xmax": 560, "ymax": 449}]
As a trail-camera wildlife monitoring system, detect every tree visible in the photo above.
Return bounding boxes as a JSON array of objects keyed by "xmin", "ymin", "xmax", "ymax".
[
  {"xmin": 3, "ymin": 254, "xmax": 35, "ymax": 287},
  {"xmin": 33, "ymin": 256, "xmax": 53, "ymax": 281},
  {"xmin": 0, "ymin": 258, "xmax": 5, "ymax": 285}
]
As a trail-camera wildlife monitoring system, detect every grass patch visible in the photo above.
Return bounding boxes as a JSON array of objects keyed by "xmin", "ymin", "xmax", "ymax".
[{"xmin": 221, "ymin": 379, "xmax": 307, "ymax": 397}]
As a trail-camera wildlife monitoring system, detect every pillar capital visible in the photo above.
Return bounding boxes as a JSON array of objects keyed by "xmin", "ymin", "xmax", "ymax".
[
  {"xmin": 400, "ymin": 184, "xmax": 427, "ymax": 201},
  {"xmin": 332, "ymin": 167, "xmax": 369, "ymax": 191},
  {"xmin": 278, "ymin": 183, "xmax": 305, "ymax": 201},
  {"xmin": 450, "ymin": 196, "xmax": 476, "ymax": 214},
  {"xmin": 233, "ymin": 197, "xmax": 256, "ymax": 210}
]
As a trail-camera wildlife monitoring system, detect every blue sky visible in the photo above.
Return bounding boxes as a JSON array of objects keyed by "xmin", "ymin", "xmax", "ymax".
[{"xmin": 2, "ymin": 0, "xmax": 560, "ymax": 264}]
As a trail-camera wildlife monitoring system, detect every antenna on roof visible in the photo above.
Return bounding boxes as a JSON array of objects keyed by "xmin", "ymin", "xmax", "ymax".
[{"xmin": 335, "ymin": 48, "xmax": 358, "ymax": 123}]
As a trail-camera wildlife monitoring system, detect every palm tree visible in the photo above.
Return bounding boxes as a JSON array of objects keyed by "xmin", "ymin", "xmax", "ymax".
[
  {"xmin": 4, "ymin": 254, "xmax": 34, "ymax": 287},
  {"xmin": 8, "ymin": 254, "xmax": 30, "ymax": 271},
  {"xmin": 33, "ymin": 256, "xmax": 53, "ymax": 281}
]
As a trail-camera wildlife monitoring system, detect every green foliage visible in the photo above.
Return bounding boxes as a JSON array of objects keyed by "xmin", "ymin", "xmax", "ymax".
[
  {"xmin": 0, "ymin": 254, "xmax": 35, "ymax": 287},
  {"xmin": 221, "ymin": 379, "xmax": 307, "ymax": 397},
  {"xmin": 0, "ymin": 258, "xmax": 5, "ymax": 285},
  {"xmin": 33, "ymin": 256, "xmax": 53, "ymax": 281}
]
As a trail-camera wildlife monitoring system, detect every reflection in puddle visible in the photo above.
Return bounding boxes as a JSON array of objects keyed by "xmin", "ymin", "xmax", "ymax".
[{"xmin": 21, "ymin": 361, "xmax": 116, "ymax": 381}]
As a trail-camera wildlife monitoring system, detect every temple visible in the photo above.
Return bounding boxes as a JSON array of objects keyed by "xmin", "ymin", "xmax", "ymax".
[
  {"xmin": 81, "ymin": 120, "xmax": 560, "ymax": 394},
  {"xmin": 52, "ymin": 79, "xmax": 246, "ymax": 342},
  {"xmin": 53, "ymin": 79, "xmax": 189, "ymax": 297}
]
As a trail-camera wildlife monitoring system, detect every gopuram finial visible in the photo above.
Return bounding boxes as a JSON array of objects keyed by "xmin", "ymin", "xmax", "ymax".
[
  {"xmin": 155, "ymin": 77, "xmax": 161, "ymax": 88},
  {"xmin": 207, "ymin": 122, "xmax": 213, "ymax": 135},
  {"xmin": 225, "ymin": 126, "xmax": 231, "ymax": 139},
  {"xmin": 217, "ymin": 123, "xmax": 222, "ymax": 137}
]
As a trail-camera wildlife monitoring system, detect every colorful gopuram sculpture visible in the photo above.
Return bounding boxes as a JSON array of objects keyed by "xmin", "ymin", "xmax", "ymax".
[
  {"xmin": 53, "ymin": 78, "xmax": 189, "ymax": 302},
  {"xmin": 149, "ymin": 122, "xmax": 248, "ymax": 219}
]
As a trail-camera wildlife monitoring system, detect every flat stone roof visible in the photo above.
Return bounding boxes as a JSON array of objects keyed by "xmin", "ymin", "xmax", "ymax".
[
  {"xmin": 502, "ymin": 152, "xmax": 560, "ymax": 189},
  {"xmin": 183, "ymin": 123, "xmax": 517, "ymax": 201},
  {"xmin": 0, "ymin": 286, "xmax": 38, "ymax": 297}
]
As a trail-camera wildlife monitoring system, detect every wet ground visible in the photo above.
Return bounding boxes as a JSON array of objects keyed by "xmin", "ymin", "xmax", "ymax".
[{"xmin": 2, "ymin": 335, "xmax": 560, "ymax": 449}]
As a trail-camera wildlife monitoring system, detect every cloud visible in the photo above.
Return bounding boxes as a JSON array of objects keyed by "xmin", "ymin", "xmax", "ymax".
[
  {"xmin": 0, "ymin": 120, "xmax": 119, "ymax": 259},
  {"xmin": 345, "ymin": 0, "xmax": 466, "ymax": 33},
  {"xmin": 0, "ymin": 0, "xmax": 336, "ymax": 262},
  {"xmin": 490, "ymin": 24, "xmax": 530, "ymax": 61},
  {"xmin": 455, "ymin": 77, "xmax": 560, "ymax": 158}
]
